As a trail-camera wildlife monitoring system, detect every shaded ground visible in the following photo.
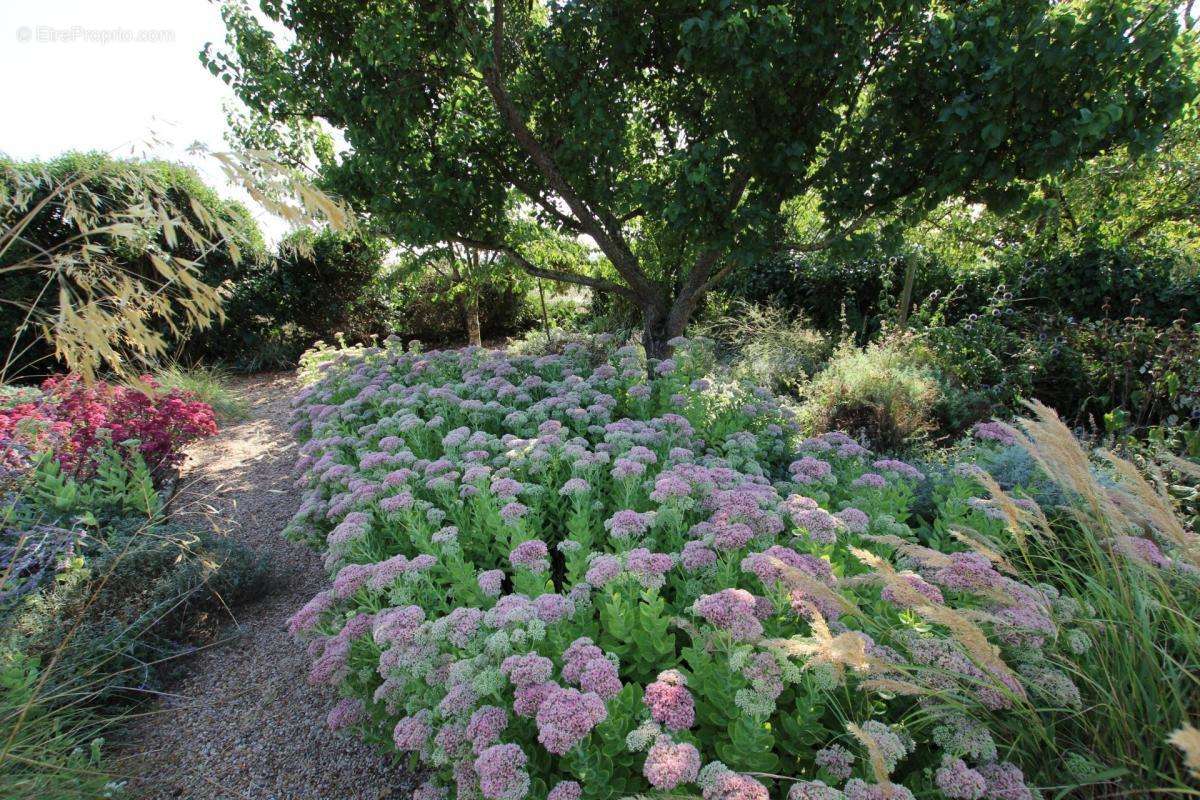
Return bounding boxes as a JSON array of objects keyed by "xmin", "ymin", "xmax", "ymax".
[{"xmin": 116, "ymin": 372, "xmax": 410, "ymax": 800}]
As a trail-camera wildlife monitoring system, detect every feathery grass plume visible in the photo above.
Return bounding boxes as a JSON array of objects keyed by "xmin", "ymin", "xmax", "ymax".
[
  {"xmin": 847, "ymin": 722, "xmax": 894, "ymax": 786},
  {"xmin": 999, "ymin": 402, "xmax": 1123, "ymax": 530},
  {"xmin": 1007, "ymin": 402, "xmax": 1200, "ymax": 570},
  {"xmin": 1166, "ymin": 454, "xmax": 1200, "ymax": 483},
  {"xmin": 851, "ymin": 547, "xmax": 1026, "ymax": 703},
  {"xmin": 861, "ymin": 534, "xmax": 955, "ymax": 568},
  {"xmin": 857, "ymin": 677, "xmax": 934, "ymax": 697},
  {"xmin": 762, "ymin": 603, "xmax": 878, "ymax": 680},
  {"xmin": 969, "ymin": 470, "xmax": 1036, "ymax": 551},
  {"xmin": 948, "ymin": 526, "xmax": 1018, "ymax": 573},
  {"xmin": 1168, "ymin": 723, "xmax": 1200, "ymax": 780},
  {"xmin": 1100, "ymin": 450, "xmax": 1200, "ymax": 570},
  {"xmin": 772, "ymin": 556, "xmax": 860, "ymax": 617}
]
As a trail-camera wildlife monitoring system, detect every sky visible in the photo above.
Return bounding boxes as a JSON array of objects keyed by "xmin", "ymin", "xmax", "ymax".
[{"xmin": 0, "ymin": 0, "xmax": 291, "ymax": 239}]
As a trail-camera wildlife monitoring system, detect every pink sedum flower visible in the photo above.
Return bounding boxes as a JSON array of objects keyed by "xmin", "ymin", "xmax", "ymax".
[
  {"xmin": 644, "ymin": 738, "xmax": 701, "ymax": 789},
  {"xmin": 694, "ymin": 588, "xmax": 764, "ymax": 642},
  {"xmin": 643, "ymin": 670, "xmax": 695, "ymax": 731},
  {"xmin": 547, "ymin": 781, "xmax": 582, "ymax": 800},
  {"xmin": 535, "ymin": 687, "xmax": 608, "ymax": 754},
  {"xmin": 473, "ymin": 743, "xmax": 530, "ymax": 800}
]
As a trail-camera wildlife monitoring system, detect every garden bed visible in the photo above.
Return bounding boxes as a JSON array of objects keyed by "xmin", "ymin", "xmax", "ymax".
[{"xmin": 281, "ymin": 338, "xmax": 1135, "ymax": 800}]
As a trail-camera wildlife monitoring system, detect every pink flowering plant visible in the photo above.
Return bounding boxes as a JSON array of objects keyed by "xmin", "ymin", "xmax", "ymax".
[
  {"xmin": 0, "ymin": 375, "xmax": 217, "ymax": 483},
  {"xmin": 284, "ymin": 337, "xmax": 1096, "ymax": 800}
]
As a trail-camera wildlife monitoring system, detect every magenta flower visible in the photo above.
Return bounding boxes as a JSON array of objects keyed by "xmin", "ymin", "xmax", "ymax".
[
  {"xmin": 478, "ymin": 569, "xmax": 505, "ymax": 597},
  {"xmin": 699, "ymin": 766, "xmax": 769, "ymax": 800},
  {"xmin": 605, "ymin": 508, "xmax": 655, "ymax": 539},
  {"xmin": 287, "ymin": 590, "xmax": 334, "ymax": 637},
  {"xmin": 562, "ymin": 637, "xmax": 605, "ymax": 684},
  {"xmin": 547, "ymin": 781, "xmax": 582, "ymax": 800},
  {"xmin": 513, "ymin": 680, "xmax": 557, "ymax": 718},
  {"xmin": 972, "ymin": 421, "xmax": 1017, "ymax": 446},
  {"xmin": 834, "ymin": 507, "xmax": 870, "ymax": 533},
  {"xmin": 788, "ymin": 780, "xmax": 843, "ymax": 800},
  {"xmin": 499, "ymin": 501, "xmax": 529, "ymax": 523},
  {"xmin": 873, "ymin": 458, "xmax": 924, "ymax": 481},
  {"xmin": 579, "ymin": 656, "xmax": 622, "ymax": 700},
  {"xmin": 509, "ymin": 539, "xmax": 550, "ymax": 573},
  {"xmin": 393, "ymin": 710, "xmax": 432, "ymax": 751},
  {"xmin": 473, "ymin": 743, "xmax": 530, "ymax": 800},
  {"xmin": 789, "ymin": 456, "xmax": 833, "ymax": 484},
  {"xmin": 466, "ymin": 705, "xmax": 509, "ymax": 754},
  {"xmin": 326, "ymin": 698, "xmax": 364, "ymax": 731},
  {"xmin": 694, "ymin": 588, "xmax": 764, "ymax": 642},
  {"xmin": 852, "ymin": 472, "xmax": 887, "ymax": 489},
  {"xmin": 585, "ymin": 554, "xmax": 622, "ymax": 586},
  {"xmin": 533, "ymin": 593, "xmax": 575, "ymax": 623},
  {"xmin": 814, "ymin": 743, "xmax": 854, "ymax": 781},
  {"xmin": 976, "ymin": 762, "xmax": 1033, "ymax": 800},
  {"xmin": 681, "ymin": 540, "xmax": 718, "ymax": 571},
  {"xmin": 936, "ymin": 756, "xmax": 987, "ymax": 799},
  {"xmin": 501, "ymin": 652, "xmax": 554, "ymax": 688}
]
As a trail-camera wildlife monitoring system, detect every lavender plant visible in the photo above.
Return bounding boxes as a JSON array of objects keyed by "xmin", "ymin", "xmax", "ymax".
[{"xmin": 283, "ymin": 337, "xmax": 1097, "ymax": 800}]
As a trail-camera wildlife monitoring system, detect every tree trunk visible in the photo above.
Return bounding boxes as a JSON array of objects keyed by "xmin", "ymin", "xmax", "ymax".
[
  {"xmin": 463, "ymin": 292, "xmax": 482, "ymax": 347},
  {"xmin": 641, "ymin": 300, "xmax": 686, "ymax": 364}
]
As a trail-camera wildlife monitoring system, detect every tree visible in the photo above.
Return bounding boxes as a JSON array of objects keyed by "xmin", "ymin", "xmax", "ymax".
[
  {"xmin": 205, "ymin": 0, "xmax": 1197, "ymax": 359},
  {"xmin": 908, "ymin": 104, "xmax": 1200, "ymax": 262}
]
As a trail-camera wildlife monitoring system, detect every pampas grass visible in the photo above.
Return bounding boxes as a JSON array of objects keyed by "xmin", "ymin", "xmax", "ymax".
[{"xmin": 984, "ymin": 401, "xmax": 1200, "ymax": 796}]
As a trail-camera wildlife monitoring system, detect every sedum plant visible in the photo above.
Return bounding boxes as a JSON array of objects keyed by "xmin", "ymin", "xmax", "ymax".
[{"xmin": 280, "ymin": 337, "xmax": 1127, "ymax": 800}]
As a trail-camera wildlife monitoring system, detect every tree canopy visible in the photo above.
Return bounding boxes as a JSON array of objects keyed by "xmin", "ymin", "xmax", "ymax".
[{"xmin": 206, "ymin": 0, "xmax": 1197, "ymax": 356}]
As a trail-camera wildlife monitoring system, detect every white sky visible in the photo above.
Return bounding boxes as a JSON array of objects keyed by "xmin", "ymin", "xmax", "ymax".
[{"xmin": 0, "ymin": 0, "xmax": 292, "ymax": 240}]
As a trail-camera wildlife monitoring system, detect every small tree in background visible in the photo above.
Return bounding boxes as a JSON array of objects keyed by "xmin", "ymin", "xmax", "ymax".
[
  {"xmin": 393, "ymin": 243, "xmax": 512, "ymax": 348},
  {"xmin": 206, "ymin": 0, "xmax": 1195, "ymax": 359}
]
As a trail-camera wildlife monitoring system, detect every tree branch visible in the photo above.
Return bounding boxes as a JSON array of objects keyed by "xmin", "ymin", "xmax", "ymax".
[{"xmin": 476, "ymin": 0, "xmax": 654, "ymax": 300}]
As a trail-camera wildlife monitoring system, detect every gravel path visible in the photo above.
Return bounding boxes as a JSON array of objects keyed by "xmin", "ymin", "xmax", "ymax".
[{"xmin": 116, "ymin": 372, "xmax": 411, "ymax": 800}]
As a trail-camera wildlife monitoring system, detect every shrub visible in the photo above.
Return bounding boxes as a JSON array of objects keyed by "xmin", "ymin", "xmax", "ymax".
[
  {"xmin": 282, "ymin": 338, "xmax": 1117, "ymax": 800},
  {"xmin": 153, "ymin": 365, "xmax": 249, "ymax": 424},
  {"xmin": 720, "ymin": 248, "xmax": 971, "ymax": 340},
  {"xmin": 1, "ymin": 433, "xmax": 266, "ymax": 798},
  {"xmin": 187, "ymin": 228, "xmax": 391, "ymax": 371},
  {"xmin": 799, "ymin": 337, "xmax": 941, "ymax": 450},
  {"xmin": 10, "ymin": 523, "xmax": 267, "ymax": 702},
  {"xmin": 386, "ymin": 271, "xmax": 533, "ymax": 344},
  {"xmin": 695, "ymin": 303, "xmax": 834, "ymax": 396},
  {"xmin": 723, "ymin": 245, "xmax": 1199, "ymax": 343},
  {"xmin": 920, "ymin": 308, "xmax": 1200, "ymax": 431}
]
